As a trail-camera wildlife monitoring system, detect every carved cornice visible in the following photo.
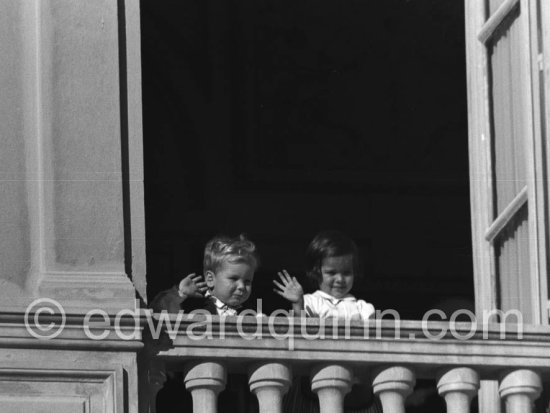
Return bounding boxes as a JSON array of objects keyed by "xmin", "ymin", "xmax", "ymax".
[{"xmin": 0, "ymin": 312, "xmax": 144, "ymax": 352}]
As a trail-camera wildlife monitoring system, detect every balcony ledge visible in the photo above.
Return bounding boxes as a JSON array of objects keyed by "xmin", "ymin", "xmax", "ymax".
[{"xmin": 147, "ymin": 315, "xmax": 550, "ymax": 379}]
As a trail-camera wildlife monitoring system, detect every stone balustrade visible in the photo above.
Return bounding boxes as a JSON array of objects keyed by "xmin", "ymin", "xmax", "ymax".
[{"xmin": 141, "ymin": 315, "xmax": 550, "ymax": 413}]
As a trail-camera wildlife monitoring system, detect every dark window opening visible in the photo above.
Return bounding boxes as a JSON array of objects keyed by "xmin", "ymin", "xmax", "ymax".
[{"xmin": 140, "ymin": 0, "xmax": 473, "ymax": 320}]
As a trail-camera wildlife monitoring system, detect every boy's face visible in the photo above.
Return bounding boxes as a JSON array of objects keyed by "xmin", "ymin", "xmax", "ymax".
[
  {"xmin": 319, "ymin": 254, "xmax": 354, "ymax": 299},
  {"xmin": 205, "ymin": 261, "xmax": 254, "ymax": 307}
]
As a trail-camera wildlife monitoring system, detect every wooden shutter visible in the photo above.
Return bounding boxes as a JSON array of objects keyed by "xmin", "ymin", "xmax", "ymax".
[{"xmin": 466, "ymin": 0, "xmax": 549, "ymax": 325}]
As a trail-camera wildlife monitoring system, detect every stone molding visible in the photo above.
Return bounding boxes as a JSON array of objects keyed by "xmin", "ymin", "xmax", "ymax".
[
  {"xmin": 0, "ymin": 311, "xmax": 144, "ymax": 352},
  {"xmin": 0, "ymin": 272, "xmax": 138, "ymax": 318},
  {"xmin": 38, "ymin": 271, "xmax": 138, "ymax": 313},
  {"xmin": 148, "ymin": 316, "xmax": 550, "ymax": 378},
  {"xmin": 0, "ymin": 367, "xmax": 120, "ymax": 413}
]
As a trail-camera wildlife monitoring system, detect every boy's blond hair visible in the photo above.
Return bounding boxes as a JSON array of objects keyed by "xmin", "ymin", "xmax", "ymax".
[{"xmin": 203, "ymin": 234, "xmax": 259, "ymax": 273}]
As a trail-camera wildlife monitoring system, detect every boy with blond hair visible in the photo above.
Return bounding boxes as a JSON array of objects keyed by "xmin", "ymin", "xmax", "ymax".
[{"xmin": 151, "ymin": 234, "xmax": 259, "ymax": 315}]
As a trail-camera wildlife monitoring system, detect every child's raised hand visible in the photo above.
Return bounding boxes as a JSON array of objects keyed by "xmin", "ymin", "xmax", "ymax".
[
  {"xmin": 178, "ymin": 273, "xmax": 208, "ymax": 298},
  {"xmin": 273, "ymin": 270, "xmax": 304, "ymax": 304}
]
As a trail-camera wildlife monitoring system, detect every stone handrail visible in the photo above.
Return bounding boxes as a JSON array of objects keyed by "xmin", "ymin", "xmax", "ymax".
[{"xmin": 141, "ymin": 314, "xmax": 550, "ymax": 413}]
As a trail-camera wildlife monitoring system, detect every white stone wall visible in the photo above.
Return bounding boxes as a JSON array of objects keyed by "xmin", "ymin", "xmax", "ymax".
[
  {"xmin": 0, "ymin": 0, "xmax": 145, "ymax": 312},
  {"xmin": 0, "ymin": 1, "xmax": 144, "ymax": 412}
]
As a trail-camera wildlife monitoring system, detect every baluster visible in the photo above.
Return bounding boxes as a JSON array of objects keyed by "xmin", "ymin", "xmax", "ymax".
[
  {"xmin": 311, "ymin": 364, "xmax": 353, "ymax": 413},
  {"xmin": 437, "ymin": 367, "xmax": 480, "ymax": 413},
  {"xmin": 499, "ymin": 369, "xmax": 542, "ymax": 413},
  {"xmin": 184, "ymin": 361, "xmax": 227, "ymax": 413},
  {"xmin": 248, "ymin": 362, "xmax": 292, "ymax": 413},
  {"xmin": 372, "ymin": 366, "xmax": 415, "ymax": 413}
]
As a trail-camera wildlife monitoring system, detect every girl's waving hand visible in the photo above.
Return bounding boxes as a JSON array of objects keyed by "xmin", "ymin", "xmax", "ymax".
[{"xmin": 273, "ymin": 270, "xmax": 304, "ymax": 313}]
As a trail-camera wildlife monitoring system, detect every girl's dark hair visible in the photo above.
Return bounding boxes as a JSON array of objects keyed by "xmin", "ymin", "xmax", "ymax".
[{"xmin": 305, "ymin": 230, "xmax": 362, "ymax": 285}]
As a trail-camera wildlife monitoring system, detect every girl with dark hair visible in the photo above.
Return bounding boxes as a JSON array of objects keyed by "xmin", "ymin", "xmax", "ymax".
[
  {"xmin": 274, "ymin": 231, "xmax": 380, "ymax": 413},
  {"xmin": 274, "ymin": 230, "xmax": 374, "ymax": 320}
]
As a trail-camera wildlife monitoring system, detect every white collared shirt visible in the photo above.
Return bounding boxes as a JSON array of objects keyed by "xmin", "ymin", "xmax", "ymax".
[
  {"xmin": 304, "ymin": 290, "xmax": 375, "ymax": 321},
  {"xmin": 205, "ymin": 291, "xmax": 240, "ymax": 316}
]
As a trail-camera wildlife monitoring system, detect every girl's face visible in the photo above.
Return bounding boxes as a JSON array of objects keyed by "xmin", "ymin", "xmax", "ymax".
[{"xmin": 319, "ymin": 254, "xmax": 355, "ymax": 299}]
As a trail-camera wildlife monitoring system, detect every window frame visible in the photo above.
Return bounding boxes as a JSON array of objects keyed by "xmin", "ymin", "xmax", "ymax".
[
  {"xmin": 465, "ymin": 0, "xmax": 549, "ymax": 325},
  {"xmin": 465, "ymin": 2, "xmax": 550, "ymax": 411}
]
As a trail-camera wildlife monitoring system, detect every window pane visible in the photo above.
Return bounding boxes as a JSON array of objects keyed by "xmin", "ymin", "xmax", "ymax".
[
  {"xmin": 495, "ymin": 204, "xmax": 532, "ymax": 322},
  {"xmin": 488, "ymin": 8, "xmax": 527, "ymax": 215}
]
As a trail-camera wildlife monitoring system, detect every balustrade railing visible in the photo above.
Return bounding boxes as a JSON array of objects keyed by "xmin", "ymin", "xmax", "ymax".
[{"xmin": 140, "ymin": 314, "xmax": 550, "ymax": 413}]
